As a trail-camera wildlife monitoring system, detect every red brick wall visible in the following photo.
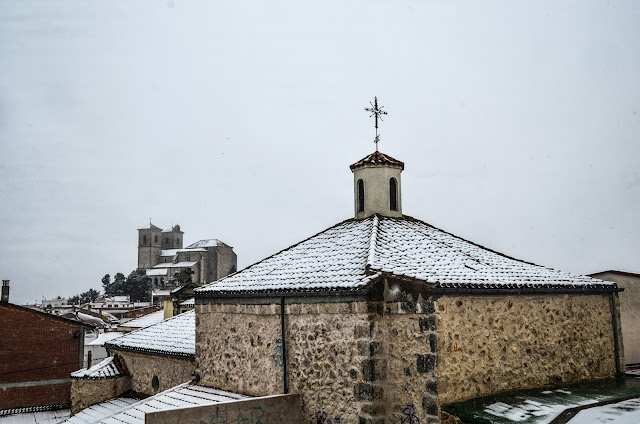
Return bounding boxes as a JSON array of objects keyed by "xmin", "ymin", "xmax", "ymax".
[{"xmin": 0, "ymin": 303, "xmax": 83, "ymax": 409}]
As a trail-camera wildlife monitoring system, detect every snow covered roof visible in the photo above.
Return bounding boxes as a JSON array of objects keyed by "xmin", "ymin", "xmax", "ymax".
[
  {"xmin": 350, "ymin": 151, "xmax": 405, "ymax": 170},
  {"xmin": 87, "ymin": 332, "xmax": 123, "ymax": 346},
  {"xmin": 160, "ymin": 248, "xmax": 206, "ymax": 257},
  {"xmin": 61, "ymin": 383, "xmax": 247, "ymax": 424},
  {"xmin": 196, "ymin": 215, "xmax": 616, "ymax": 295},
  {"xmin": 62, "ymin": 398, "xmax": 139, "ymax": 424},
  {"xmin": 152, "ymin": 262, "xmax": 198, "ymax": 269},
  {"xmin": 71, "ymin": 356, "xmax": 127, "ymax": 379},
  {"xmin": 0, "ymin": 407, "xmax": 70, "ymax": 424},
  {"xmin": 146, "ymin": 269, "xmax": 167, "ymax": 276},
  {"xmin": 180, "ymin": 298, "xmax": 194, "ymax": 307},
  {"xmin": 186, "ymin": 239, "xmax": 228, "ymax": 249},
  {"xmin": 106, "ymin": 311, "xmax": 195, "ymax": 358},
  {"xmin": 118, "ymin": 310, "xmax": 165, "ymax": 329},
  {"xmin": 137, "ymin": 223, "xmax": 161, "ymax": 231}
]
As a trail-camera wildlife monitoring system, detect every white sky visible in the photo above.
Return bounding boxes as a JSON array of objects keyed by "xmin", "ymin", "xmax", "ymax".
[{"xmin": 0, "ymin": 0, "xmax": 638, "ymax": 305}]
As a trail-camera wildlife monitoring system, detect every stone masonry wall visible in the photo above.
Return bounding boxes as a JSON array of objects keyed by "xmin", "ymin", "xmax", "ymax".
[
  {"xmin": 436, "ymin": 294, "xmax": 617, "ymax": 405},
  {"xmin": 197, "ymin": 297, "xmax": 440, "ymax": 424},
  {"xmin": 113, "ymin": 351, "xmax": 195, "ymax": 396},
  {"xmin": 70, "ymin": 376, "xmax": 131, "ymax": 414}
]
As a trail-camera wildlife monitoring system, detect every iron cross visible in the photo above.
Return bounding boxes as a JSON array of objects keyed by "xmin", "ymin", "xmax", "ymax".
[{"xmin": 365, "ymin": 96, "xmax": 387, "ymax": 151}]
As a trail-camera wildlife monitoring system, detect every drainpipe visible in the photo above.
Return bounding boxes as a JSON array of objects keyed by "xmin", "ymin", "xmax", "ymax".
[
  {"xmin": 280, "ymin": 296, "xmax": 288, "ymax": 394},
  {"xmin": 609, "ymin": 292, "xmax": 622, "ymax": 375}
]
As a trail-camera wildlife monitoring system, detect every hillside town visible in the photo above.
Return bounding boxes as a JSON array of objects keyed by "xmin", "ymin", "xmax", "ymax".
[{"xmin": 2, "ymin": 142, "xmax": 640, "ymax": 424}]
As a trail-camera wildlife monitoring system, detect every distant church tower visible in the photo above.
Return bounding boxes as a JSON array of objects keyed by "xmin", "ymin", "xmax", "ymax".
[
  {"xmin": 350, "ymin": 96, "xmax": 404, "ymax": 219},
  {"xmin": 137, "ymin": 223, "xmax": 184, "ymax": 269}
]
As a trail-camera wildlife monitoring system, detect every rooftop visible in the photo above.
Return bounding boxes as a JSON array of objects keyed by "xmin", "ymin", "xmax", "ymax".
[
  {"xmin": 349, "ymin": 151, "xmax": 405, "ymax": 170},
  {"xmin": 106, "ymin": 311, "xmax": 195, "ymax": 358},
  {"xmin": 185, "ymin": 239, "xmax": 229, "ymax": 249},
  {"xmin": 71, "ymin": 355, "xmax": 127, "ymax": 379},
  {"xmin": 117, "ymin": 310, "xmax": 165, "ymax": 330},
  {"xmin": 196, "ymin": 215, "xmax": 615, "ymax": 295},
  {"xmin": 61, "ymin": 383, "xmax": 246, "ymax": 424}
]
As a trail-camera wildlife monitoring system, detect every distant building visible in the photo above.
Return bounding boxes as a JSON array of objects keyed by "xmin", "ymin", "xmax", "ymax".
[
  {"xmin": 137, "ymin": 223, "xmax": 237, "ymax": 293},
  {"xmin": 590, "ymin": 270, "xmax": 640, "ymax": 365},
  {"xmin": 0, "ymin": 281, "xmax": 92, "ymax": 413}
]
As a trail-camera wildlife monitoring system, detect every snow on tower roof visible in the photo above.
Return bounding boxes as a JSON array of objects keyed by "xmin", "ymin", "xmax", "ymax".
[
  {"xmin": 196, "ymin": 215, "xmax": 616, "ymax": 295},
  {"xmin": 350, "ymin": 151, "xmax": 405, "ymax": 170},
  {"xmin": 106, "ymin": 311, "xmax": 195, "ymax": 358},
  {"xmin": 186, "ymin": 239, "xmax": 229, "ymax": 249}
]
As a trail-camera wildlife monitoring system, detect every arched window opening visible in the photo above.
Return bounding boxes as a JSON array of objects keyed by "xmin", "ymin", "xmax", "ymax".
[
  {"xmin": 177, "ymin": 238, "xmax": 180, "ymax": 245},
  {"xmin": 143, "ymin": 235, "xmax": 147, "ymax": 244},
  {"xmin": 390, "ymin": 178, "xmax": 398, "ymax": 211},
  {"xmin": 152, "ymin": 375, "xmax": 160, "ymax": 392},
  {"xmin": 357, "ymin": 179, "xmax": 365, "ymax": 212},
  {"xmin": 154, "ymin": 278, "xmax": 158, "ymax": 285},
  {"xmin": 154, "ymin": 235, "xmax": 158, "ymax": 243}
]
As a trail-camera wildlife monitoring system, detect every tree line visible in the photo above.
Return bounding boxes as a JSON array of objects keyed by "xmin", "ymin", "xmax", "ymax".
[{"xmin": 67, "ymin": 269, "xmax": 151, "ymax": 305}]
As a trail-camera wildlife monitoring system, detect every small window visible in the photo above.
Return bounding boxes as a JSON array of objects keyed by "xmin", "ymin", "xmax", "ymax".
[
  {"xmin": 390, "ymin": 177, "xmax": 398, "ymax": 211},
  {"xmin": 152, "ymin": 375, "xmax": 159, "ymax": 392},
  {"xmin": 143, "ymin": 235, "xmax": 147, "ymax": 244},
  {"xmin": 177, "ymin": 238, "xmax": 180, "ymax": 244},
  {"xmin": 164, "ymin": 238, "xmax": 169, "ymax": 245},
  {"xmin": 154, "ymin": 278, "xmax": 158, "ymax": 285},
  {"xmin": 357, "ymin": 179, "xmax": 365, "ymax": 212},
  {"xmin": 154, "ymin": 235, "xmax": 158, "ymax": 243}
]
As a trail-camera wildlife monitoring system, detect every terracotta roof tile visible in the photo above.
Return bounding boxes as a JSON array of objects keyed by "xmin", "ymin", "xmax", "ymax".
[{"xmin": 349, "ymin": 151, "xmax": 405, "ymax": 170}]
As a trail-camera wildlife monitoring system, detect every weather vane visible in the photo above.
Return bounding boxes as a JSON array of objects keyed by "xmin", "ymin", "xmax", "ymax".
[{"xmin": 364, "ymin": 96, "xmax": 387, "ymax": 151}]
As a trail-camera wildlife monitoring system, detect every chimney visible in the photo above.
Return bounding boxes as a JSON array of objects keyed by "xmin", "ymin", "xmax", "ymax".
[{"xmin": 1, "ymin": 280, "xmax": 9, "ymax": 303}]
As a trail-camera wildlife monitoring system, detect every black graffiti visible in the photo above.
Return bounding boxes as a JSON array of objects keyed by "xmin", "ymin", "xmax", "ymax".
[{"xmin": 401, "ymin": 405, "xmax": 420, "ymax": 424}]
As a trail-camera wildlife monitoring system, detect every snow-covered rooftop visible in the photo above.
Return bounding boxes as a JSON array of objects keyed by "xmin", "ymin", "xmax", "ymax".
[
  {"xmin": 146, "ymin": 269, "xmax": 167, "ymax": 276},
  {"xmin": 71, "ymin": 356, "xmax": 126, "ymax": 379},
  {"xmin": 180, "ymin": 298, "xmax": 194, "ymax": 307},
  {"xmin": 152, "ymin": 262, "xmax": 198, "ymax": 269},
  {"xmin": 350, "ymin": 150, "xmax": 405, "ymax": 170},
  {"xmin": 0, "ymin": 408, "xmax": 70, "ymax": 424},
  {"xmin": 63, "ymin": 397, "xmax": 140, "ymax": 424},
  {"xmin": 118, "ymin": 310, "xmax": 165, "ymax": 329},
  {"xmin": 61, "ymin": 383, "xmax": 246, "ymax": 424},
  {"xmin": 196, "ymin": 215, "xmax": 615, "ymax": 295},
  {"xmin": 186, "ymin": 239, "xmax": 228, "ymax": 249},
  {"xmin": 87, "ymin": 332, "xmax": 123, "ymax": 346},
  {"xmin": 160, "ymin": 248, "xmax": 206, "ymax": 257},
  {"xmin": 107, "ymin": 311, "xmax": 195, "ymax": 358}
]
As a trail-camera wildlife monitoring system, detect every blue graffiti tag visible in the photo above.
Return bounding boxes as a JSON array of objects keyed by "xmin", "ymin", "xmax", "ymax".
[
  {"xmin": 316, "ymin": 411, "xmax": 341, "ymax": 424},
  {"xmin": 270, "ymin": 338, "xmax": 284, "ymax": 370},
  {"xmin": 237, "ymin": 406, "xmax": 265, "ymax": 424}
]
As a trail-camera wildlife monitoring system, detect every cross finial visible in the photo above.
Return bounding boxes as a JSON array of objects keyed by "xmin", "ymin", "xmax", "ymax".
[{"xmin": 364, "ymin": 96, "xmax": 388, "ymax": 151}]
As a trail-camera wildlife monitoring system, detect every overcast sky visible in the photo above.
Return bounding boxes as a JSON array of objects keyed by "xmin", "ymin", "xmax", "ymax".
[{"xmin": 1, "ymin": 1, "xmax": 638, "ymax": 305}]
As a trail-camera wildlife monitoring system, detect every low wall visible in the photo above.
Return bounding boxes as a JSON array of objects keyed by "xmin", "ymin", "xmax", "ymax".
[
  {"xmin": 436, "ymin": 294, "xmax": 619, "ymax": 404},
  {"xmin": 145, "ymin": 394, "xmax": 302, "ymax": 424},
  {"xmin": 113, "ymin": 351, "xmax": 195, "ymax": 395},
  {"xmin": 70, "ymin": 376, "xmax": 131, "ymax": 414}
]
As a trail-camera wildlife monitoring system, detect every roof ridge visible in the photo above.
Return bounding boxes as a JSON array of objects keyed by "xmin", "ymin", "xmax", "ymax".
[
  {"xmin": 366, "ymin": 214, "xmax": 380, "ymax": 270},
  {"xmin": 195, "ymin": 217, "xmax": 365, "ymax": 294},
  {"xmin": 106, "ymin": 310, "xmax": 193, "ymax": 349}
]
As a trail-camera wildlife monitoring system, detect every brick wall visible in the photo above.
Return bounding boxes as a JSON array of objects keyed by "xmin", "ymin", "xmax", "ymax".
[{"xmin": 0, "ymin": 303, "xmax": 85, "ymax": 410}]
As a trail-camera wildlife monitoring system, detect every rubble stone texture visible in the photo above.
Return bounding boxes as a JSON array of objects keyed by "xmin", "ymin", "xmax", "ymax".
[
  {"xmin": 436, "ymin": 294, "xmax": 619, "ymax": 404},
  {"xmin": 70, "ymin": 376, "xmax": 130, "ymax": 415},
  {"xmin": 113, "ymin": 351, "xmax": 194, "ymax": 395}
]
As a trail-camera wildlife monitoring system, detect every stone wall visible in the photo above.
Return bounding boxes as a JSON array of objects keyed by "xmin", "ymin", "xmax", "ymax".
[
  {"xmin": 436, "ymin": 294, "xmax": 618, "ymax": 405},
  {"xmin": 591, "ymin": 271, "xmax": 639, "ymax": 364},
  {"xmin": 112, "ymin": 351, "xmax": 195, "ymax": 395},
  {"xmin": 196, "ymin": 294, "xmax": 440, "ymax": 424},
  {"xmin": 70, "ymin": 376, "xmax": 131, "ymax": 414}
]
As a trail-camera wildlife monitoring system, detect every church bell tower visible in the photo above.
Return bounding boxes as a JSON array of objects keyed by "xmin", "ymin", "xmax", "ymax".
[
  {"xmin": 351, "ymin": 96, "xmax": 404, "ymax": 219},
  {"xmin": 350, "ymin": 152, "xmax": 404, "ymax": 219}
]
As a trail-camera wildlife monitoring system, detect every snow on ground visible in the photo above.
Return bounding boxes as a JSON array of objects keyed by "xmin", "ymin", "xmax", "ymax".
[{"xmin": 567, "ymin": 398, "xmax": 640, "ymax": 424}]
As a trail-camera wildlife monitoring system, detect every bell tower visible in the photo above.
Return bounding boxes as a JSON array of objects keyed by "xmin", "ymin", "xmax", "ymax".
[
  {"xmin": 351, "ymin": 96, "xmax": 404, "ymax": 219},
  {"xmin": 350, "ymin": 152, "xmax": 404, "ymax": 219}
]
